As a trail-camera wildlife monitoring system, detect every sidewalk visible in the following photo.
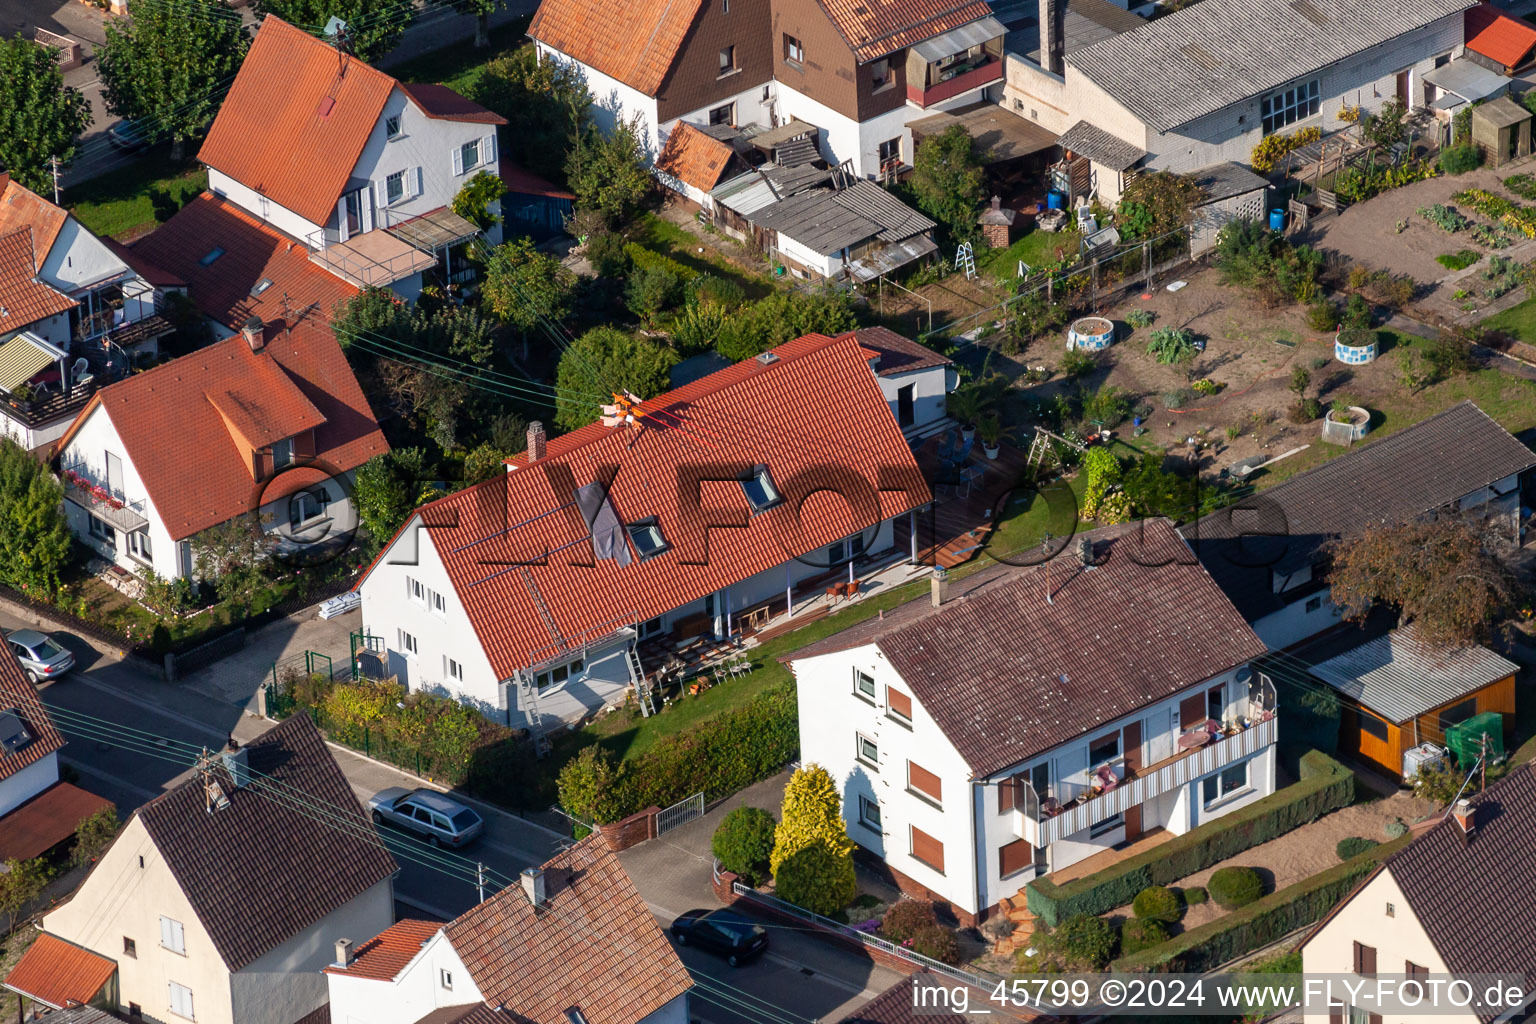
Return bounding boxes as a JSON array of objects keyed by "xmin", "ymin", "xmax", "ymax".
[{"xmin": 178, "ymin": 606, "xmax": 360, "ymax": 708}]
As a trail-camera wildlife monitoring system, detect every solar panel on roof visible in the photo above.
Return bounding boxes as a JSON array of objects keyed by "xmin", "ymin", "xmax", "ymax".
[{"xmin": 0, "ymin": 709, "xmax": 33, "ymax": 756}]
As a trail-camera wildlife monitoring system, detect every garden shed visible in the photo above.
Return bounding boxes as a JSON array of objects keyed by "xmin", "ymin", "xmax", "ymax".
[{"xmin": 1471, "ymin": 95, "xmax": 1532, "ymax": 167}]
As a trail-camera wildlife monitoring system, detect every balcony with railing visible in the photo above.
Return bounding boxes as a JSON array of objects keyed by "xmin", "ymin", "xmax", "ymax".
[
  {"xmin": 60, "ymin": 460, "xmax": 149, "ymax": 534},
  {"xmin": 906, "ymin": 52, "xmax": 1003, "ymax": 109},
  {"xmin": 1014, "ymin": 692, "xmax": 1279, "ymax": 848}
]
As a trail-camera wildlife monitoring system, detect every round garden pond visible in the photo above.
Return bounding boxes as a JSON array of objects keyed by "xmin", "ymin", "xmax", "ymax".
[
  {"xmin": 1334, "ymin": 329, "xmax": 1378, "ymax": 365},
  {"xmin": 1068, "ymin": 316, "xmax": 1115, "ymax": 351}
]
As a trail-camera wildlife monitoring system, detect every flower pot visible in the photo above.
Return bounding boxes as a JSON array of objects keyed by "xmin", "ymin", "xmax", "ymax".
[
  {"xmin": 961, "ymin": 426, "xmax": 976, "ymax": 443},
  {"xmin": 983, "ymin": 442, "xmax": 1000, "ymax": 460}
]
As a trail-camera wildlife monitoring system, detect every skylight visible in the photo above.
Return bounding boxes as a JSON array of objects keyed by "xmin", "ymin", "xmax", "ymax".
[
  {"xmin": 627, "ymin": 518, "xmax": 668, "ymax": 560},
  {"xmin": 200, "ymin": 248, "xmax": 225, "ymax": 266},
  {"xmin": 740, "ymin": 464, "xmax": 781, "ymax": 512},
  {"xmin": 251, "ymin": 278, "xmax": 273, "ymax": 297}
]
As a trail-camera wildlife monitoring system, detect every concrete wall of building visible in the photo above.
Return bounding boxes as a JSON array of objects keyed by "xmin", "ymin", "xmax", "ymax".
[
  {"xmin": 229, "ymin": 879, "xmax": 394, "ymax": 1024},
  {"xmin": 326, "ymin": 930, "xmax": 481, "ymax": 1024},
  {"xmin": 208, "ymin": 169, "xmax": 325, "ymax": 245},
  {"xmin": 875, "ymin": 365, "xmax": 950, "ymax": 434},
  {"xmin": 40, "ymin": 218, "xmax": 129, "ymax": 296},
  {"xmin": 59, "ymin": 403, "xmax": 181, "ymax": 580},
  {"xmin": 0, "ymin": 751, "xmax": 58, "ymax": 818},
  {"xmin": 45, "ymin": 816, "xmax": 237, "ymax": 1024}
]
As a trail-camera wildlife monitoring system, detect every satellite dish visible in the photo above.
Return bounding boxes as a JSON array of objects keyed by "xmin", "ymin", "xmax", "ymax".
[
  {"xmin": 1235, "ymin": 667, "xmax": 1253, "ymax": 683},
  {"xmin": 323, "ymin": 15, "xmax": 349, "ymax": 37}
]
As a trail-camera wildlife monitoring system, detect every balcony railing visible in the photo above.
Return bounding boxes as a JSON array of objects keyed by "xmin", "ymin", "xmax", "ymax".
[
  {"xmin": 60, "ymin": 462, "xmax": 149, "ymax": 534},
  {"xmin": 1015, "ymin": 708, "xmax": 1279, "ymax": 848},
  {"xmin": 906, "ymin": 57, "xmax": 1003, "ymax": 109}
]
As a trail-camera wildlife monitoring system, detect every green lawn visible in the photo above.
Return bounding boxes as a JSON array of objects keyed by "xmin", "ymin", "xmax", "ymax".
[
  {"xmin": 68, "ymin": 149, "xmax": 207, "ymax": 240},
  {"xmin": 1481, "ymin": 295, "xmax": 1536, "ymax": 343},
  {"xmin": 382, "ymin": 18, "xmax": 533, "ymax": 93},
  {"xmin": 977, "ymin": 227, "xmax": 1082, "ymax": 283},
  {"xmin": 631, "ymin": 213, "xmax": 772, "ymax": 299}
]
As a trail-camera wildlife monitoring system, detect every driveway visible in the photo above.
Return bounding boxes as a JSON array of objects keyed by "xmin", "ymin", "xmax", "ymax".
[
  {"xmin": 620, "ymin": 772, "xmax": 904, "ymax": 1024},
  {"xmin": 177, "ymin": 604, "xmax": 361, "ymax": 708}
]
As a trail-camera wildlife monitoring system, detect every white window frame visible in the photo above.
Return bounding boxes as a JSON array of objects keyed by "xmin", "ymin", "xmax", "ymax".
[
  {"xmin": 88, "ymin": 515, "xmax": 116, "ymax": 545},
  {"xmin": 430, "ymin": 590, "xmax": 447, "ymax": 617},
  {"xmin": 856, "ymin": 732, "xmax": 879, "ymax": 768},
  {"xmin": 857, "ymin": 794, "xmax": 881, "ymax": 831},
  {"xmin": 168, "ymin": 981, "xmax": 194, "ymax": 1021},
  {"xmin": 446, "ymin": 657, "xmax": 465, "ymax": 682},
  {"xmin": 440, "ymin": 967, "xmax": 454, "ymax": 990},
  {"xmin": 128, "ymin": 529, "xmax": 152, "ymax": 563},
  {"xmin": 784, "ymin": 33, "xmax": 804, "ymax": 63},
  {"xmin": 159, "ymin": 916, "xmax": 186, "ymax": 955},
  {"xmin": 1202, "ymin": 760, "xmax": 1251, "ymax": 808},
  {"xmin": 270, "ymin": 438, "xmax": 294, "ymax": 470},
  {"xmin": 385, "ymin": 115, "xmax": 402, "ymax": 139},
  {"xmin": 535, "ymin": 656, "xmax": 585, "ymax": 690},
  {"xmin": 853, "ymin": 669, "xmax": 876, "ymax": 701},
  {"xmin": 408, "ymin": 578, "xmax": 426, "ymax": 605}
]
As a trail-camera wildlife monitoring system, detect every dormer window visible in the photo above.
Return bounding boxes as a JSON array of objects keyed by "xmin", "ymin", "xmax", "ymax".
[
  {"xmin": 627, "ymin": 518, "xmax": 669, "ymax": 560},
  {"xmin": 271, "ymin": 438, "xmax": 294, "ymax": 469},
  {"xmin": 386, "ymin": 115, "xmax": 402, "ymax": 139},
  {"xmin": 741, "ymin": 464, "xmax": 781, "ymax": 512}
]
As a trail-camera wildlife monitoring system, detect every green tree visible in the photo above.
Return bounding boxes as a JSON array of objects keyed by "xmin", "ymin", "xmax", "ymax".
[
  {"xmin": 1116, "ymin": 171, "xmax": 1207, "ymax": 241},
  {"xmin": 711, "ymin": 806, "xmax": 778, "ymax": 886},
  {"xmin": 0, "ymin": 439, "xmax": 70, "ymax": 595},
  {"xmin": 773, "ymin": 839, "xmax": 857, "ymax": 916},
  {"xmin": 0, "ymin": 37, "xmax": 92, "ymax": 194},
  {"xmin": 250, "ymin": 0, "xmax": 415, "ymax": 63},
  {"xmin": 557, "ymin": 744, "xmax": 627, "ymax": 825},
  {"xmin": 1362, "ymin": 99, "xmax": 1408, "ymax": 150},
  {"xmin": 71, "ymin": 808, "xmax": 121, "ymax": 868},
  {"xmin": 553, "ymin": 327, "xmax": 678, "ymax": 432},
  {"xmin": 715, "ymin": 289, "xmax": 859, "ymax": 362},
  {"xmin": 907, "ymin": 123, "xmax": 986, "ymax": 244},
  {"xmin": 98, "ymin": 0, "xmax": 249, "ymax": 160},
  {"xmin": 354, "ymin": 448, "xmax": 433, "ymax": 547},
  {"xmin": 462, "ymin": 0, "xmax": 504, "ymax": 47},
  {"xmin": 191, "ymin": 513, "xmax": 272, "ymax": 607},
  {"xmin": 469, "ymin": 47, "xmax": 591, "ymax": 181},
  {"xmin": 770, "ymin": 764, "xmax": 855, "ymax": 876},
  {"xmin": 0, "ymin": 857, "xmax": 48, "ymax": 933},
  {"xmin": 565, "ymin": 114, "xmax": 651, "ymax": 226},
  {"xmin": 452, "ymin": 172, "xmax": 505, "ymax": 230},
  {"xmin": 481, "ymin": 238, "xmax": 576, "ymax": 349}
]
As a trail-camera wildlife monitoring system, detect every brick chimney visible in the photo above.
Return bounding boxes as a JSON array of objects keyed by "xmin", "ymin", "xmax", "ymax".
[
  {"xmin": 334, "ymin": 938, "xmax": 354, "ymax": 967},
  {"xmin": 521, "ymin": 866, "xmax": 547, "ymax": 907},
  {"xmin": 930, "ymin": 566, "xmax": 949, "ymax": 608},
  {"xmin": 1453, "ymin": 798, "xmax": 1476, "ymax": 840},
  {"xmin": 242, "ymin": 316, "xmax": 265, "ymax": 352},
  {"xmin": 527, "ymin": 420, "xmax": 547, "ymax": 463},
  {"xmin": 1040, "ymin": 0, "xmax": 1065, "ymax": 76}
]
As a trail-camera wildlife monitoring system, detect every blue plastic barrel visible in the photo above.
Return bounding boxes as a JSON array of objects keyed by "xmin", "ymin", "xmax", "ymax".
[
  {"xmin": 1047, "ymin": 190, "xmax": 1065, "ymax": 210},
  {"xmin": 1268, "ymin": 207, "xmax": 1285, "ymax": 231}
]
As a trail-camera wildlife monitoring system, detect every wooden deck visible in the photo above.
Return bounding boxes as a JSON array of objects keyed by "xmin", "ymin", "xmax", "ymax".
[{"xmin": 912, "ymin": 431, "xmax": 1032, "ymax": 569}]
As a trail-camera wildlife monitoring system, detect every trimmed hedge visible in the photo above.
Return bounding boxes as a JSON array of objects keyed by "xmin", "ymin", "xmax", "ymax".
[
  {"xmin": 1209, "ymin": 866, "xmax": 1264, "ymax": 908},
  {"xmin": 1026, "ymin": 751, "xmax": 1353, "ymax": 927},
  {"xmin": 625, "ymin": 243, "xmax": 700, "ymax": 282},
  {"xmin": 1110, "ymin": 834, "xmax": 1410, "ymax": 973}
]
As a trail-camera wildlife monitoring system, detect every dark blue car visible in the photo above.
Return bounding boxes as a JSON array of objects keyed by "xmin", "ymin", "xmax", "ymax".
[{"xmin": 670, "ymin": 909, "xmax": 768, "ymax": 966}]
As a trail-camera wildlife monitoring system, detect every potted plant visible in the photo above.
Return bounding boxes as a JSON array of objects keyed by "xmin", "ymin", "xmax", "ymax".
[
  {"xmin": 978, "ymin": 415, "xmax": 1002, "ymax": 460},
  {"xmin": 948, "ymin": 384, "xmax": 986, "ymax": 442}
]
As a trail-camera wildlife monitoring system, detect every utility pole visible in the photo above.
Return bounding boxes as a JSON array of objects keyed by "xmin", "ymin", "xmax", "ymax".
[
  {"xmin": 1480, "ymin": 734, "xmax": 1488, "ymax": 793},
  {"xmin": 477, "ymin": 862, "xmax": 486, "ymax": 903},
  {"xmin": 50, "ymin": 157, "xmax": 61, "ymax": 205}
]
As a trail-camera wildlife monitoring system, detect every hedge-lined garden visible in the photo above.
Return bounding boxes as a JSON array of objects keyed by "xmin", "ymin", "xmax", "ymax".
[
  {"xmin": 1110, "ymin": 833, "xmax": 1410, "ymax": 972},
  {"xmin": 1026, "ymin": 751, "xmax": 1354, "ymax": 926}
]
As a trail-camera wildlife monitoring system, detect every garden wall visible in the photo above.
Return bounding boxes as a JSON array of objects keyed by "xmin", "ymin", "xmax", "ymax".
[
  {"xmin": 1027, "ymin": 751, "xmax": 1354, "ymax": 926},
  {"xmin": 1110, "ymin": 833, "xmax": 1412, "ymax": 973}
]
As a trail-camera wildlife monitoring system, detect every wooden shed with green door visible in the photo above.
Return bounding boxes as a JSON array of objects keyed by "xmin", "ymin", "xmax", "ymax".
[{"xmin": 1471, "ymin": 95, "xmax": 1532, "ymax": 168}]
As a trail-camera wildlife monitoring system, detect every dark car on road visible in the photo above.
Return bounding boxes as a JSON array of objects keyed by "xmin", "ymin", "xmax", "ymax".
[{"xmin": 670, "ymin": 908, "xmax": 768, "ymax": 966}]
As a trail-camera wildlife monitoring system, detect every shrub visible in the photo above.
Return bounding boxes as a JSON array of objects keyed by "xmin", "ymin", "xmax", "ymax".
[
  {"xmin": 624, "ymin": 242, "xmax": 697, "ymax": 282},
  {"xmin": 880, "ymin": 899, "xmax": 938, "ymax": 942},
  {"xmin": 1044, "ymin": 913, "xmax": 1118, "ymax": 969},
  {"xmin": 1112, "ymin": 836, "xmax": 1408, "ymax": 972},
  {"xmin": 1251, "ymin": 126, "xmax": 1321, "ymax": 173},
  {"xmin": 1342, "ymin": 294, "xmax": 1372, "ymax": 329},
  {"xmin": 1161, "ymin": 388, "xmax": 1195, "ymax": 409},
  {"xmin": 1438, "ymin": 143, "xmax": 1483, "ymax": 176},
  {"xmin": 909, "ymin": 923, "xmax": 962, "ymax": 964},
  {"xmin": 712, "ymin": 807, "xmax": 778, "ymax": 886},
  {"xmin": 1335, "ymin": 836, "xmax": 1379, "ymax": 861},
  {"xmin": 1026, "ymin": 752, "xmax": 1352, "ymax": 926},
  {"xmin": 1125, "ymin": 308, "xmax": 1156, "ymax": 329},
  {"xmin": 1132, "ymin": 885, "xmax": 1183, "ymax": 924},
  {"xmin": 1287, "ymin": 397, "xmax": 1322, "ymax": 423},
  {"xmin": 1385, "ymin": 819, "xmax": 1409, "ymax": 839},
  {"xmin": 774, "ymin": 840, "xmax": 857, "ymax": 916},
  {"xmin": 1209, "ymin": 867, "xmax": 1265, "ymax": 909},
  {"xmin": 1146, "ymin": 326, "xmax": 1198, "ymax": 366},
  {"xmin": 1436, "ymin": 250, "xmax": 1480, "ymax": 272},
  {"xmin": 1306, "ymin": 300, "xmax": 1339, "ymax": 331},
  {"xmin": 1060, "ymin": 348, "xmax": 1098, "ymax": 379},
  {"xmin": 1081, "ymin": 384, "xmax": 1132, "ymax": 427},
  {"xmin": 624, "ymin": 265, "xmax": 684, "ymax": 326},
  {"xmin": 1184, "ymin": 886, "xmax": 1208, "ymax": 905},
  {"xmin": 1191, "ymin": 377, "xmax": 1221, "ymax": 395},
  {"xmin": 1120, "ymin": 917, "xmax": 1170, "ymax": 955}
]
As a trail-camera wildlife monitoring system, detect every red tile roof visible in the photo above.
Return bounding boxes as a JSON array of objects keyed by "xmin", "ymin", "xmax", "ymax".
[
  {"xmin": 0, "ymin": 646, "xmax": 65, "ymax": 785},
  {"xmin": 499, "ymin": 158, "xmax": 576, "ymax": 199},
  {"xmin": 0, "ymin": 782, "xmax": 113, "ymax": 863},
  {"xmin": 397, "ymin": 82, "xmax": 508, "ymax": 124},
  {"xmin": 530, "ymin": 0, "xmax": 705, "ymax": 94},
  {"xmin": 101, "ymin": 237, "xmax": 185, "ymax": 288},
  {"xmin": 1465, "ymin": 3, "xmax": 1536, "ymax": 68},
  {"xmin": 323, "ymin": 919, "xmax": 441, "ymax": 980},
  {"xmin": 0, "ymin": 228, "xmax": 75, "ymax": 328},
  {"xmin": 197, "ymin": 18, "xmax": 399, "ymax": 226},
  {"xmin": 359, "ymin": 332, "xmax": 929, "ymax": 678},
  {"xmin": 818, "ymin": 0, "xmax": 998, "ymax": 62},
  {"xmin": 0, "ymin": 179, "xmax": 67, "ymax": 266},
  {"xmin": 655, "ymin": 123, "xmax": 738, "ymax": 192},
  {"xmin": 444, "ymin": 837, "xmax": 691, "ymax": 1024},
  {"xmin": 2, "ymin": 932, "xmax": 117, "ymax": 1010}
]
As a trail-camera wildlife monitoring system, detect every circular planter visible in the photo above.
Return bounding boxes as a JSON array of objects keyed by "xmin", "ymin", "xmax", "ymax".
[
  {"xmin": 1068, "ymin": 316, "xmax": 1115, "ymax": 351},
  {"xmin": 983, "ymin": 442, "xmax": 1000, "ymax": 460},
  {"xmin": 1334, "ymin": 329, "xmax": 1378, "ymax": 365},
  {"xmin": 1324, "ymin": 406, "xmax": 1372, "ymax": 443}
]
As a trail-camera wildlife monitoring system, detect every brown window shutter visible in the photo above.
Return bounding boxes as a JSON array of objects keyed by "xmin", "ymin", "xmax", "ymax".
[
  {"xmin": 1329, "ymin": 1006, "xmax": 1343, "ymax": 1024},
  {"xmin": 1352, "ymin": 941, "xmax": 1362, "ymax": 973},
  {"xmin": 1406, "ymin": 961, "xmax": 1427, "ymax": 978},
  {"xmin": 294, "ymin": 429, "xmax": 315, "ymax": 458},
  {"xmin": 1180, "ymin": 693, "xmax": 1206, "ymax": 729},
  {"xmin": 911, "ymin": 827, "xmax": 944, "ymax": 873},
  {"xmin": 887, "ymin": 687, "xmax": 912, "ymax": 720},
  {"xmin": 1369, "ymin": 1015, "xmax": 1382, "ymax": 1024},
  {"xmin": 1362, "ymin": 944, "xmax": 1376, "ymax": 974},
  {"xmin": 999, "ymin": 838, "xmax": 1031, "ymax": 877},
  {"xmin": 998, "ymin": 775, "xmax": 1018, "ymax": 813},
  {"xmin": 908, "ymin": 761, "xmax": 942, "ymax": 803}
]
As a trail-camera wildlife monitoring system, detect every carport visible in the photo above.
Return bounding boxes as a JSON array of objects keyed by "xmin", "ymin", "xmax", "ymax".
[{"xmin": 910, "ymin": 101, "xmax": 1059, "ymax": 219}]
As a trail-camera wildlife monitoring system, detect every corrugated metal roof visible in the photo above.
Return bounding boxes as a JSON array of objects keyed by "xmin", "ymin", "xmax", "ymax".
[
  {"xmin": 1190, "ymin": 161, "xmax": 1271, "ymax": 203},
  {"xmin": 1309, "ymin": 626, "xmax": 1518, "ymax": 723},
  {"xmin": 1423, "ymin": 59, "xmax": 1509, "ymax": 102},
  {"xmin": 1058, "ymin": 121, "xmax": 1145, "ymax": 170},
  {"xmin": 713, "ymin": 165, "xmax": 831, "ymax": 215},
  {"xmin": 1475, "ymin": 93, "xmax": 1531, "ymax": 128},
  {"xmin": 1070, "ymin": 0, "xmax": 1478, "ymax": 131},
  {"xmin": 913, "ymin": 16, "xmax": 1009, "ymax": 60},
  {"xmin": 754, "ymin": 181, "xmax": 934, "ymax": 255}
]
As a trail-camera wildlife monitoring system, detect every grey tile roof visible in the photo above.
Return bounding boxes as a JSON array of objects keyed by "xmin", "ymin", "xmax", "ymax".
[
  {"xmin": 754, "ymin": 182, "xmax": 934, "ymax": 256},
  {"xmin": 1190, "ymin": 161, "xmax": 1271, "ymax": 203},
  {"xmin": 793, "ymin": 519, "xmax": 1266, "ymax": 777},
  {"xmin": 1184, "ymin": 401, "xmax": 1536, "ymax": 624},
  {"xmin": 1309, "ymin": 625, "xmax": 1519, "ymax": 724},
  {"xmin": 1069, "ymin": 0, "xmax": 1478, "ymax": 132},
  {"xmin": 1058, "ymin": 121, "xmax": 1145, "ymax": 170},
  {"xmin": 848, "ymin": 326, "xmax": 951, "ymax": 375},
  {"xmin": 137, "ymin": 715, "xmax": 398, "ymax": 971},
  {"xmin": 1385, "ymin": 761, "xmax": 1536, "ymax": 1013}
]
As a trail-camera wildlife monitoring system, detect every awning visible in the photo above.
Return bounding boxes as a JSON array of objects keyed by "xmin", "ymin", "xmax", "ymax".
[
  {"xmin": 1423, "ymin": 60, "xmax": 1509, "ymax": 104},
  {"xmin": 746, "ymin": 118, "xmax": 818, "ymax": 150},
  {"xmin": 0, "ymin": 332, "xmax": 63, "ymax": 393},
  {"xmin": 387, "ymin": 208, "xmax": 482, "ymax": 252},
  {"xmin": 911, "ymin": 103, "xmax": 1059, "ymax": 162},
  {"xmin": 912, "ymin": 16, "xmax": 1008, "ymax": 62},
  {"xmin": 0, "ymin": 782, "xmax": 114, "ymax": 862},
  {"xmin": 2, "ymin": 932, "xmax": 117, "ymax": 1011},
  {"xmin": 849, "ymin": 235, "xmax": 940, "ymax": 282}
]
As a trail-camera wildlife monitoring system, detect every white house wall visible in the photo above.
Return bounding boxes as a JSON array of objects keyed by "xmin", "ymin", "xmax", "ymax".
[
  {"xmin": 773, "ymin": 85, "xmax": 914, "ymax": 178},
  {"xmin": 774, "ymin": 231, "xmax": 842, "ymax": 278},
  {"xmin": 538, "ymin": 44, "xmax": 663, "ymax": 155},
  {"xmin": 40, "ymin": 218, "xmax": 129, "ymax": 295},
  {"xmin": 208, "ymin": 169, "xmax": 326, "ymax": 244},
  {"xmin": 0, "ymin": 751, "xmax": 58, "ymax": 818},
  {"xmin": 60, "ymin": 403, "xmax": 182, "ymax": 580},
  {"xmin": 229, "ymin": 878, "xmax": 394, "ymax": 1024},
  {"xmin": 326, "ymin": 929, "xmax": 481, "ymax": 1024},
  {"xmin": 876, "ymin": 365, "xmax": 949, "ymax": 434}
]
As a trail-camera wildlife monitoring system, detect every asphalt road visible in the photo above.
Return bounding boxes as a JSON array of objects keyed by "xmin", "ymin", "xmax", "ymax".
[{"xmin": 3, "ymin": 605, "xmax": 895, "ymax": 1024}]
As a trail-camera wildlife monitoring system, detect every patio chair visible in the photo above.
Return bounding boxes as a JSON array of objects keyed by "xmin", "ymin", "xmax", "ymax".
[
  {"xmin": 936, "ymin": 430, "xmax": 956, "ymax": 465},
  {"xmin": 950, "ymin": 434, "xmax": 974, "ymax": 466}
]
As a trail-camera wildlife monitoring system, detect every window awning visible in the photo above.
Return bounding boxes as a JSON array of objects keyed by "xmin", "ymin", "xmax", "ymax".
[
  {"xmin": 0, "ymin": 332, "xmax": 63, "ymax": 393},
  {"xmin": 386, "ymin": 207, "xmax": 482, "ymax": 252},
  {"xmin": 912, "ymin": 16, "xmax": 1007, "ymax": 62}
]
